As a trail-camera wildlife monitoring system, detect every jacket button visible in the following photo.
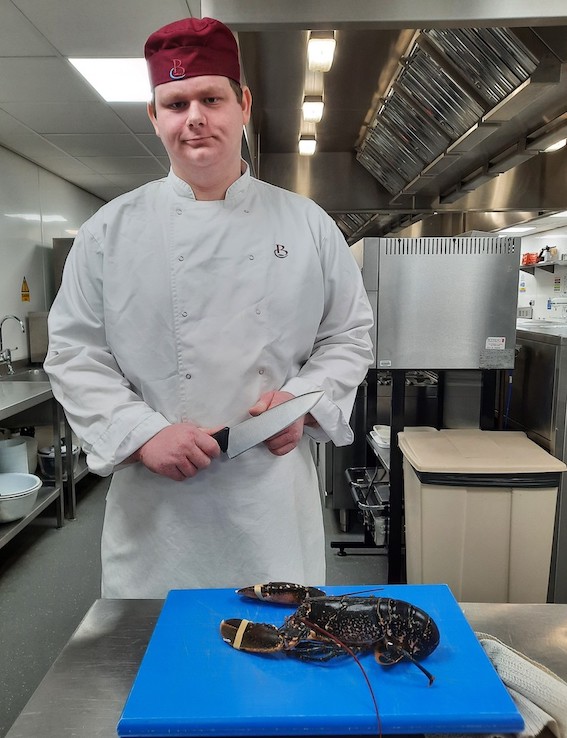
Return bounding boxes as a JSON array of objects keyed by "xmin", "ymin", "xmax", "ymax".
[{"xmin": 185, "ymin": 373, "xmax": 191, "ymax": 379}]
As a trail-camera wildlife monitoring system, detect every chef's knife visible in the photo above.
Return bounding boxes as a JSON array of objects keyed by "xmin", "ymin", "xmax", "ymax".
[{"xmin": 211, "ymin": 390, "xmax": 324, "ymax": 458}]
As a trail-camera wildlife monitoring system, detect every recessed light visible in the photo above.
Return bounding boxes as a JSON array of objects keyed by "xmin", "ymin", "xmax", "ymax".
[
  {"xmin": 302, "ymin": 95, "xmax": 324, "ymax": 123},
  {"xmin": 307, "ymin": 32, "xmax": 336, "ymax": 72},
  {"xmin": 299, "ymin": 135, "xmax": 317, "ymax": 156}
]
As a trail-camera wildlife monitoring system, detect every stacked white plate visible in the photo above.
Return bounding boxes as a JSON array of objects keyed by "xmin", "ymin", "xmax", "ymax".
[
  {"xmin": 0, "ymin": 472, "xmax": 42, "ymax": 523},
  {"xmin": 370, "ymin": 424, "xmax": 391, "ymax": 448}
]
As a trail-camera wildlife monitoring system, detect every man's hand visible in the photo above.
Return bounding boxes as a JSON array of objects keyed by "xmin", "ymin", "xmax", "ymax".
[
  {"xmin": 248, "ymin": 390, "xmax": 310, "ymax": 456},
  {"xmin": 132, "ymin": 423, "xmax": 221, "ymax": 481}
]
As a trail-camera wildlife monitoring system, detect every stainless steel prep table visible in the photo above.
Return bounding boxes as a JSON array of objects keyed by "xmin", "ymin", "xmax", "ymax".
[{"xmin": 5, "ymin": 598, "xmax": 567, "ymax": 738}]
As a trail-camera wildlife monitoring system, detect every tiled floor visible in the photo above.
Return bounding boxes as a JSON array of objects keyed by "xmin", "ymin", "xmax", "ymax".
[{"xmin": 0, "ymin": 475, "xmax": 387, "ymax": 737}]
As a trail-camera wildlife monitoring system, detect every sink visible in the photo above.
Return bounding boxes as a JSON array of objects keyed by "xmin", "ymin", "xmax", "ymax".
[{"xmin": 0, "ymin": 368, "xmax": 50, "ymax": 382}]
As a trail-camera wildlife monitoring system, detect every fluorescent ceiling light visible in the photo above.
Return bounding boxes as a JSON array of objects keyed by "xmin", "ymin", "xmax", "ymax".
[
  {"xmin": 499, "ymin": 226, "xmax": 535, "ymax": 233},
  {"xmin": 69, "ymin": 58, "xmax": 151, "ymax": 102},
  {"xmin": 307, "ymin": 32, "xmax": 336, "ymax": 72},
  {"xmin": 551, "ymin": 211, "xmax": 567, "ymax": 217},
  {"xmin": 299, "ymin": 135, "xmax": 317, "ymax": 156},
  {"xmin": 302, "ymin": 95, "xmax": 324, "ymax": 122},
  {"xmin": 544, "ymin": 138, "xmax": 567, "ymax": 153}
]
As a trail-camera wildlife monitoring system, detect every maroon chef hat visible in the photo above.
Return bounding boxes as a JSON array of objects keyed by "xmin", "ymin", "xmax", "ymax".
[{"xmin": 144, "ymin": 17, "xmax": 240, "ymax": 89}]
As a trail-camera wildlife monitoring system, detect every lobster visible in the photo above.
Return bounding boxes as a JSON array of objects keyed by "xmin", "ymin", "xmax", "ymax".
[{"xmin": 220, "ymin": 582, "xmax": 440, "ymax": 685}]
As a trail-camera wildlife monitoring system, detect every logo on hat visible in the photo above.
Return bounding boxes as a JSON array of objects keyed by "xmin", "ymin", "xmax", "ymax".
[{"xmin": 169, "ymin": 58, "xmax": 186, "ymax": 80}]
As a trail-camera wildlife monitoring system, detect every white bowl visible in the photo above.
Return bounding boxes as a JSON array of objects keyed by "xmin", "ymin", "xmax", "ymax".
[
  {"xmin": 0, "ymin": 472, "xmax": 42, "ymax": 496},
  {"xmin": 0, "ymin": 473, "xmax": 42, "ymax": 523}
]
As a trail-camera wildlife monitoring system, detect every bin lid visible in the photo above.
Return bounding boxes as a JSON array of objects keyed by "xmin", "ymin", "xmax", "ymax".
[{"xmin": 398, "ymin": 429, "xmax": 567, "ymax": 474}]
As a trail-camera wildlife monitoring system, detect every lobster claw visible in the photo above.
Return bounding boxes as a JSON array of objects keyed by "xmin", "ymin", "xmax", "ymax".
[
  {"xmin": 220, "ymin": 618, "xmax": 284, "ymax": 653},
  {"xmin": 236, "ymin": 581, "xmax": 326, "ymax": 604}
]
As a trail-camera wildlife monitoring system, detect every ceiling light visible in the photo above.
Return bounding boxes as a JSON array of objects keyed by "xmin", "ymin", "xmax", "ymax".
[
  {"xmin": 499, "ymin": 227, "xmax": 535, "ymax": 233},
  {"xmin": 551, "ymin": 211, "xmax": 567, "ymax": 218},
  {"xmin": 307, "ymin": 32, "xmax": 336, "ymax": 72},
  {"xmin": 69, "ymin": 58, "xmax": 151, "ymax": 102},
  {"xmin": 299, "ymin": 135, "xmax": 317, "ymax": 156},
  {"xmin": 544, "ymin": 138, "xmax": 567, "ymax": 153},
  {"xmin": 302, "ymin": 95, "xmax": 324, "ymax": 122}
]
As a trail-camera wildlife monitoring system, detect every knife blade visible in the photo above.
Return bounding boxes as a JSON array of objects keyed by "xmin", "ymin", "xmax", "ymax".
[{"xmin": 211, "ymin": 390, "xmax": 324, "ymax": 459}]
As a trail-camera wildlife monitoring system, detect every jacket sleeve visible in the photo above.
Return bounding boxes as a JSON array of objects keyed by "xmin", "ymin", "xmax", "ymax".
[
  {"xmin": 44, "ymin": 225, "xmax": 170, "ymax": 476},
  {"xmin": 281, "ymin": 216, "xmax": 374, "ymax": 446}
]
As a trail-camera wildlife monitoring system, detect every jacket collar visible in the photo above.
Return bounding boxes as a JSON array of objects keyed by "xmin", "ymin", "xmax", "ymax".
[{"xmin": 167, "ymin": 162, "xmax": 250, "ymax": 205}]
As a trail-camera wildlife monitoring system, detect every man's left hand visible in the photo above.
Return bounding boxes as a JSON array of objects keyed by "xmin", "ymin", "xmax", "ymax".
[{"xmin": 248, "ymin": 390, "xmax": 311, "ymax": 456}]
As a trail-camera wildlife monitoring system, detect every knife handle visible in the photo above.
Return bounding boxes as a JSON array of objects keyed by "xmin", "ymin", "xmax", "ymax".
[{"xmin": 211, "ymin": 427, "xmax": 229, "ymax": 453}]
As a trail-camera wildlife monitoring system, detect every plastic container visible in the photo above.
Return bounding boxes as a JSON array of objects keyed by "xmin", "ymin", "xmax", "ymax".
[
  {"xmin": 398, "ymin": 429, "xmax": 566, "ymax": 603},
  {"xmin": 0, "ymin": 473, "xmax": 42, "ymax": 522},
  {"xmin": 38, "ymin": 444, "xmax": 79, "ymax": 480},
  {"xmin": 0, "ymin": 437, "xmax": 29, "ymax": 473}
]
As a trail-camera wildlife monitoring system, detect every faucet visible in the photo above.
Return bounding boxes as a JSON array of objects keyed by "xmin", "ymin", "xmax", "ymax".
[{"xmin": 0, "ymin": 315, "xmax": 26, "ymax": 375}]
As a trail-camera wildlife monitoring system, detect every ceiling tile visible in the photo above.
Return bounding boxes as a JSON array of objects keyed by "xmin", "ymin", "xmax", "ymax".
[
  {"xmin": 12, "ymin": 0, "xmax": 193, "ymax": 56},
  {"xmin": 0, "ymin": 58, "xmax": 100, "ymax": 102},
  {"xmin": 0, "ymin": 101, "xmax": 130, "ymax": 134},
  {"xmin": 0, "ymin": 0, "xmax": 56, "ymax": 56},
  {"xmin": 43, "ymin": 133, "xmax": 150, "ymax": 157},
  {"xmin": 75, "ymin": 156, "xmax": 167, "ymax": 175},
  {"xmin": 137, "ymin": 134, "xmax": 168, "ymax": 156},
  {"xmin": 109, "ymin": 103, "xmax": 155, "ymax": 134}
]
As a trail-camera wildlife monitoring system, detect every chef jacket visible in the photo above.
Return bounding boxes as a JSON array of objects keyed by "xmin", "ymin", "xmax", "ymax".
[{"xmin": 45, "ymin": 165, "xmax": 374, "ymax": 598}]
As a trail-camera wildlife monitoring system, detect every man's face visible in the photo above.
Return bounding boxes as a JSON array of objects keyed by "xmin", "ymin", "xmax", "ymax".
[{"xmin": 148, "ymin": 75, "xmax": 251, "ymax": 179}]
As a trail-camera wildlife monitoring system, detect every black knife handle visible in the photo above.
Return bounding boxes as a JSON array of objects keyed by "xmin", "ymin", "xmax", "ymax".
[{"xmin": 211, "ymin": 427, "xmax": 229, "ymax": 453}]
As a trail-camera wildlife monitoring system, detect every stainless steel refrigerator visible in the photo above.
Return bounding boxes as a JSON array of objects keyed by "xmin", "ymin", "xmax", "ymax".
[{"xmin": 508, "ymin": 322, "xmax": 567, "ymax": 602}]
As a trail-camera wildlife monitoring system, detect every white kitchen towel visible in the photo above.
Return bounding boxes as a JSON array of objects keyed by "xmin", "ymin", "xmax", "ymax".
[{"xmin": 427, "ymin": 631, "xmax": 567, "ymax": 738}]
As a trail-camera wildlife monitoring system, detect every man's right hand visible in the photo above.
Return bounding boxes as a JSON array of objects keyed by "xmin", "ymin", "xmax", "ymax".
[{"xmin": 132, "ymin": 423, "xmax": 221, "ymax": 481}]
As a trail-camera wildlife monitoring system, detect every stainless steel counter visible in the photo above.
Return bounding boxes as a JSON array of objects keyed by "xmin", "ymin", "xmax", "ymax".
[
  {"xmin": 0, "ymin": 381, "xmax": 52, "ymax": 422},
  {"xmin": 5, "ymin": 598, "xmax": 567, "ymax": 738}
]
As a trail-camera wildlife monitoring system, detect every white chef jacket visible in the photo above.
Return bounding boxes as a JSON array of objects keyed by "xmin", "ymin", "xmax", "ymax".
[{"xmin": 45, "ymin": 165, "xmax": 374, "ymax": 598}]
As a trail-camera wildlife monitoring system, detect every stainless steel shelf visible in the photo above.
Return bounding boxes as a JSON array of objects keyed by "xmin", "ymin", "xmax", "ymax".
[
  {"xmin": 520, "ymin": 260, "xmax": 566, "ymax": 274},
  {"xmin": 0, "ymin": 485, "xmax": 62, "ymax": 550},
  {"xmin": 366, "ymin": 433, "xmax": 391, "ymax": 471}
]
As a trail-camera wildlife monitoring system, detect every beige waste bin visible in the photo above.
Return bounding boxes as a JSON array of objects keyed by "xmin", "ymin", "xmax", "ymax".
[{"xmin": 398, "ymin": 429, "xmax": 566, "ymax": 603}]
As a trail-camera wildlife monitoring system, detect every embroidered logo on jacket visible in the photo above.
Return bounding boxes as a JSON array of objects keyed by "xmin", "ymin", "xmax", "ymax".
[{"xmin": 274, "ymin": 244, "xmax": 288, "ymax": 259}]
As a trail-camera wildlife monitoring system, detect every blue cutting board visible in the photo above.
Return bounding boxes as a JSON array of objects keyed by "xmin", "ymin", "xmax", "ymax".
[{"xmin": 117, "ymin": 584, "xmax": 523, "ymax": 736}]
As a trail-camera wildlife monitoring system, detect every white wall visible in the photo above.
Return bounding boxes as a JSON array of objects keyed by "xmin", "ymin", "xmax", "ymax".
[
  {"xmin": 0, "ymin": 145, "xmax": 103, "ymax": 364},
  {"xmin": 518, "ymin": 225, "xmax": 567, "ymax": 321}
]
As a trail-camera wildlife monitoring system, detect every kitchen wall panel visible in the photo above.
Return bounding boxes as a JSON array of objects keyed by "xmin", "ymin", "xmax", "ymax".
[{"xmin": 0, "ymin": 145, "xmax": 103, "ymax": 365}]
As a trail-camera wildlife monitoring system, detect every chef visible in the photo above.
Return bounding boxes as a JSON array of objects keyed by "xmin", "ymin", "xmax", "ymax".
[{"xmin": 44, "ymin": 16, "xmax": 374, "ymax": 598}]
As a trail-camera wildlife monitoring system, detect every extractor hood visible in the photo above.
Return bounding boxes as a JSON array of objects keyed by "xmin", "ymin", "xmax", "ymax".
[{"xmin": 357, "ymin": 27, "xmax": 540, "ymax": 197}]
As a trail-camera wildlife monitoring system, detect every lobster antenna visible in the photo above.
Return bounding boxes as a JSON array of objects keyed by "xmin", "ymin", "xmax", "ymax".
[
  {"xmin": 339, "ymin": 586, "xmax": 384, "ymax": 598},
  {"xmin": 301, "ymin": 618, "xmax": 382, "ymax": 738}
]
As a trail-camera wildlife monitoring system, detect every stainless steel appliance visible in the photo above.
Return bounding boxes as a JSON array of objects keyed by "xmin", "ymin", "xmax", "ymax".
[
  {"xmin": 507, "ymin": 322, "xmax": 567, "ymax": 602},
  {"xmin": 347, "ymin": 236, "xmax": 520, "ymax": 582},
  {"xmin": 351, "ymin": 236, "xmax": 520, "ymax": 369}
]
